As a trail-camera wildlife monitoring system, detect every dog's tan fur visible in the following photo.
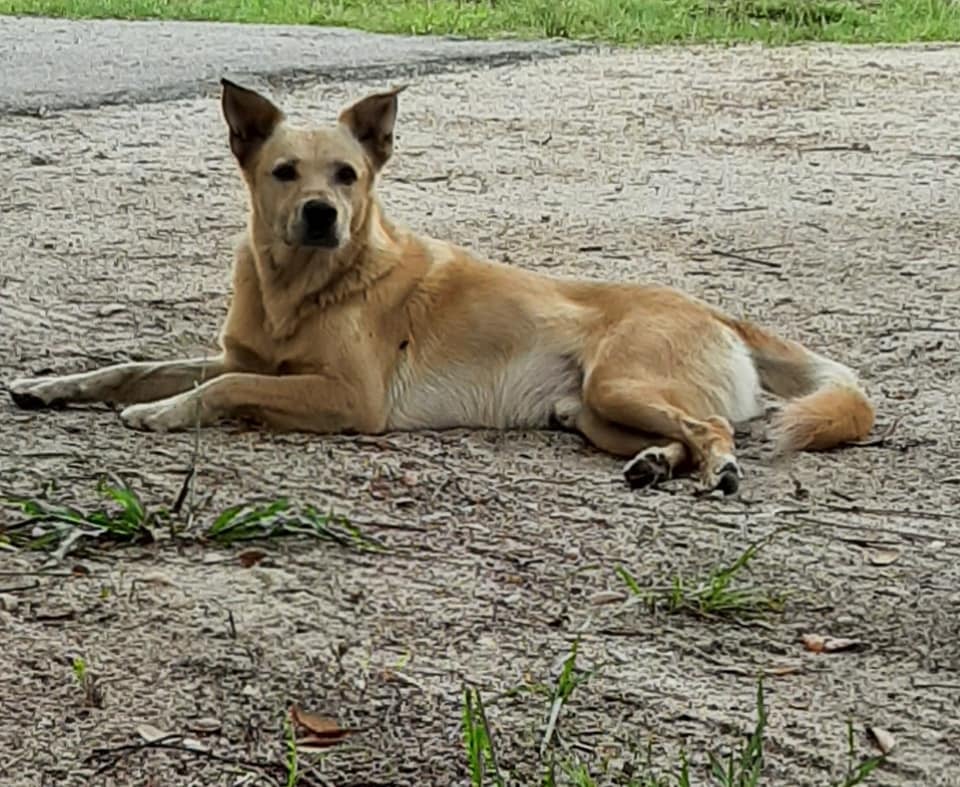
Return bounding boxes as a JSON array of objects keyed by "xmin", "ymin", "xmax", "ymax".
[{"xmin": 8, "ymin": 81, "xmax": 875, "ymax": 494}]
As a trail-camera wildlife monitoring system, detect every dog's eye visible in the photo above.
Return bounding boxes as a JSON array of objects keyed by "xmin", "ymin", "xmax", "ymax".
[
  {"xmin": 335, "ymin": 164, "xmax": 358, "ymax": 186},
  {"xmin": 272, "ymin": 163, "xmax": 298, "ymax": 182}
]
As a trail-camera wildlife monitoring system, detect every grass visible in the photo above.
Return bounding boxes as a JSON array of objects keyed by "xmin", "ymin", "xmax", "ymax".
[
  {"xmin": 463, "ymin": 686, "xmax": 506, "ymax": 787},
  {"xmin": 617, "ymin": 543, "xmax": 785, "ymax": 620},
  {"xmin": 554, "ymin": 678, "xmax": 886, "ymax": 786},
  {"xmin": 0, "ymin": 477, "xmax": 382, "ymax": 557},
  {"xmin": 207, "ymin": 498, "xmax": 382, "ymax": 550},
  {"xmin": 3, "ymin": 0, "xmax": 960, "ymax": 45},
  {"xmin": 1, "ymin": 476, "xmax": 162, "ymax": 558}
]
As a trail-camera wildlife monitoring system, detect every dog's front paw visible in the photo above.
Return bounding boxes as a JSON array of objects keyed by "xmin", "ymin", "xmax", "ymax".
[
  {"xmin": 8, "ymin": 377, "xmax": 70, "ymax": 410},
  {"xmin": 120, "ymin": 395, "xmax": 198, "ymax": 432}
]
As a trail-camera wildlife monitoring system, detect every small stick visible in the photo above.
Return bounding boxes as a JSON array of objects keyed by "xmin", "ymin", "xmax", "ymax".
[{"xmin": 710, "ymin": 249, "xmax": 782, "ymax": 270}]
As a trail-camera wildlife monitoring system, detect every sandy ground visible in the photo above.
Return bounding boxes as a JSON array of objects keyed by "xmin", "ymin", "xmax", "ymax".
[{"xmin": 1, "ymin": 44, "xmax": 959, "ymax": 787}]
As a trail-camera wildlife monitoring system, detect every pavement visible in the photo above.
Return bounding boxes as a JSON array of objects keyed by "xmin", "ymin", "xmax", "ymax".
[{"xmin": 0, "ymin": 16, "xmax": 582, "ymax": 114}]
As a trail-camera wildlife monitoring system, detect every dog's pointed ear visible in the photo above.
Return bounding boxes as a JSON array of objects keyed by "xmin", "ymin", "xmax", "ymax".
[
  {"xmin": 221, "ymin": 78, "xmax": 284, "ymax": 167},
  {"xmin": 337, "ymin": 86, "xmax": 407, "ymax": 171}
]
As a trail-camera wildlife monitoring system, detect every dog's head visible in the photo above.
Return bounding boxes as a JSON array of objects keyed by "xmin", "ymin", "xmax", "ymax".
[{"xmin": 220, "ymin": 79, "xmax": 404, "ymax": 251}]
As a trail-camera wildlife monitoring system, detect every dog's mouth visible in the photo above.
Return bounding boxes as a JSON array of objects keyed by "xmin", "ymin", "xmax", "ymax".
[{"xmin": 299, "ymin": 229, "xmax": 340, "ymax": 249}]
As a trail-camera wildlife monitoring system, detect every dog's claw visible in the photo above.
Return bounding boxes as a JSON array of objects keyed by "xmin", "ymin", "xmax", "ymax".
[{"xmin": 715, "ymin": 462, "xmax": 741, "ymax": 496}]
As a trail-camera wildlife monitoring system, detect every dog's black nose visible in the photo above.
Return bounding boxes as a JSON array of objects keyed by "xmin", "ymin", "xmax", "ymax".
[{"xmin": 302, "ymin": 199, "xmax": 337, "ymax": 239}]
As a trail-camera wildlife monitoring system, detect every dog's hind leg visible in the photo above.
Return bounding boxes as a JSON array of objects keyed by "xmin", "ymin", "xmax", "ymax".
[
  {"xmin": 583, "ymin": 376, "xmax": 741, "ymax": 495},
  {"xmin": 553, "ymin": 396, "xmax": 689, "ymax": 489},
  {"xmin": 8, "ymin": 356, "xmax": 228, "ymax": 409}
]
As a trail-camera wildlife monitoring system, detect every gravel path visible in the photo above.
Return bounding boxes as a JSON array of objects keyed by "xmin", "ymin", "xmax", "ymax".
[{"xmin": 1, "ymin": 42, "xmax": 959, "ymax": 786}]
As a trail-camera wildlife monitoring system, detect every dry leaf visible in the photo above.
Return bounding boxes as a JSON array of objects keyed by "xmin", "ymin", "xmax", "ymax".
[
  {"xmin": 186, "ymin": 717, "xmax": 222, "ymax": 734},
  {"xmin": 765, "ymin": 664, "xmax": 803, "ymax": 677},
  {"xmin": 867, "ymin": 549, "xmax": 901, "ymax": 566},
  {"xmin": 140, "ymin": 572, "xmax": 176, "ymax": 587},
  {"xmin": 866, "ymin": 726, "xmax": 896, "ymax": 755},
  {"xmin": 289, "ymin": 705, "xmax": 351, "ymax": 748},
  {"xmin": 137, "ymin": 723, "xmax": 172, "ymax": 743},
  {"xmin": 801, "ymin": 634, "xmax": 865, "ymax": 653},
  {"xmin": 590, "ymin": 590, "xmax": 628, "ymax": 606},
  {"xmin": 136, "ymin": 723, "xmax": 206, "ymax": 751},
  {"xmin": 237, "ymin": 549, "xmax": 267, "ymax": 568}
]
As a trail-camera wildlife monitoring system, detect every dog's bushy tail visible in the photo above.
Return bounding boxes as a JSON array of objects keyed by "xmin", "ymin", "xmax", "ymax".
[{"xmin": 729, "ymin": 319, "xmax": 874, "ymax": 453}]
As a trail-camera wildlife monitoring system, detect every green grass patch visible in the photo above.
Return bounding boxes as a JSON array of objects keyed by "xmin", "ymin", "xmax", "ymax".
[
  {"xmin": 463, "ymin": 685, "xmax": 506, "ymax": 787},
  {"xmin": 556, "ymin": 679, "xmax": 886, "ymax": 786},
  {"xmin": 0, "ymin": 477, "xmax": 381, "ymax": 558},
  {"xmin": 617, "ymin": 543, "xmax": 785, "ymax": 620},
  {"xmin": 1, "ymin": 477, "xmax": 161, "ymax": 558},
  {"xmin": 2, "ymin": 0, "xmax": 960, "ymax": 45}
]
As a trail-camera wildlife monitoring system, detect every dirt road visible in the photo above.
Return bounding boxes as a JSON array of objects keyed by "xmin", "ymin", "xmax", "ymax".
[{"xmin": 1, "ymin": 41, "xmax": 958, "ymax": 786}]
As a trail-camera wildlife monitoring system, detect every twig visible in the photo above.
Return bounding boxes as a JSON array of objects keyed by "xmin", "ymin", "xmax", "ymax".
[
  {"xmin": 799, "ymin": 143, "xmax": 872, "ymax": 153},
  {"xmin": 848, "ymin": 417, "xmax": 900, "ymax": 447},
  {"xmin": 710, "ymin": 249, "xmax": 782, "ymax": 270},
  {"xmin": 0, "ymin": 580, "xmax": 40, "ymax": 593},
  {"xmin": 821, "ymin": 500, "xmax": 954, "ymax": 522},
  {"xmin": 86, "ymin": 734, "xmax": 283, "ymax": 778}
]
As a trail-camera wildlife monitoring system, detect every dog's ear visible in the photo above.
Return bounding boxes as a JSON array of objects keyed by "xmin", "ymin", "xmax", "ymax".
[
  {"xmin": 338, "ymin": 86, "xmax": 407, "ymax": 171},
  {"xmin": 221, "ymin": 79, "xmax": 284, "ymax": 167}
]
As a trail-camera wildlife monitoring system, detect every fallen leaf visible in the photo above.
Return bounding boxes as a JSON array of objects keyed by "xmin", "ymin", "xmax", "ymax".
[
  {"xmin": 866, "ymin": 726, "xmax": 896, "ymax": 755},
  {"xmin": 765, "ymin": 664, "xmax": 803, "ymax": 677},
  {"xmin": 289, "ymin": 705, "xmax": 351, "ymax": 748},
  {"xmin": 590, "ymin": 590, "xmax": 628, "ymax": 606},
  {"xmin": 136, "ymin": 723, "xmax": 207, "ymax": 751},
  {"xmin": 867, "ymin": 549, "xmax": 901, "ymax": 566},
  {"xmin": 186, "ymin": 717, "xmax": 222, "ymax": 734},
  {"xmin": 237, "ymin": 549, "xmax": 267, "ymax": 568},
  {"xmin": 140, "ymin": 572, "xmax": 176, "ymax": 587},
  {"xmin": 801, "ymin": 634, "xmax": 865, "ymax": 654},
  {"xmin": 137, "ymin": 723, "xmax": 172, "ymax": 743}
]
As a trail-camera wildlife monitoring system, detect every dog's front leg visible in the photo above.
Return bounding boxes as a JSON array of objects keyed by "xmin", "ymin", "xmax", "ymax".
[
  {"xmin": 8, "ymin": 356, "xmax": 228, "ymax": 409},
  {"xmin": 119, "ymin": 372, "xmax": 382, "ymax": 434}
]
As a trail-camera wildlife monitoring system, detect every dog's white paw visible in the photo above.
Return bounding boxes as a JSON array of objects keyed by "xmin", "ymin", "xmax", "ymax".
[
  {"xmin": 8, "ymin": 377, "xmax": 73, "ymax": 409},
  {"xmin": 120, "ymin": 394, "xmax": 198, "ymax": 432}
]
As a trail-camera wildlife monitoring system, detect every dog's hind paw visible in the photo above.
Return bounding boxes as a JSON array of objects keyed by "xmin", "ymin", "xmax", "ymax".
[
  {"xmin": 623, "ymin": 447, "xmax": 673, "ymax": 490},
  {"xmin": 696, "ymin": 455, "xmax": 743, "ymax": 497}
]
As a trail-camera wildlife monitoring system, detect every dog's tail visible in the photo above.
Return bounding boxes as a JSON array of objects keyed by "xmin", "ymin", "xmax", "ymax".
[{"xmin": 726, "ymin": 318, "xmax": 874, "ymax": 453}]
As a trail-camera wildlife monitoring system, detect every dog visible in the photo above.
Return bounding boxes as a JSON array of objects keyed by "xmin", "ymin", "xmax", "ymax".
[{"xmin": 8, "ymin": 80, "xmax": 875, "ymax": 495}]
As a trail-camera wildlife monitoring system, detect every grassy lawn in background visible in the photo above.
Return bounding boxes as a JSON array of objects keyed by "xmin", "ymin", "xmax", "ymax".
[{"xmin": 2, "ymin": 0, "xmax": 960, "ymax": 45}]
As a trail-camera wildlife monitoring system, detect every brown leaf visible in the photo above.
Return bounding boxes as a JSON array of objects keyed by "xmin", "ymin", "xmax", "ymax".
[
  {"xmin": 289, "ymin": 705, "xmax": 351, "ymax": 748},
  {"xmin": 765, "ymin": 663, "xmax": 803, "ymax": 677},
  {"xmin": 237, "ymin": 549, "xmax": 267, "ymax": 568},
  {"xmin": 866, "ymin": 725, "xmax": 896, "ymax": 755},
  {"xmin": 186, "ymin": 717, "xmax": 222, "ymax": 734},
  {"xmin": 867, "ymin": 549, "xmax": 901, "ymax": 566},
  {"xmin": 801, "ymin": 634, "xmax": 865, "ymax": 654}
]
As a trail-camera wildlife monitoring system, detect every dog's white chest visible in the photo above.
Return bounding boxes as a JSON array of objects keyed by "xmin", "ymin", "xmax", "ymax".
[{"xmin": 386, "ymin": 350, "xmax": 580, "ymax": 431}]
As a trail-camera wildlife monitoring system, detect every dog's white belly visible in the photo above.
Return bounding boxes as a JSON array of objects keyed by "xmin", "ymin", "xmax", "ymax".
[
  {"xmin": 718, "ymin": 329, "xmax": 764, "ymax": 424},
  {"xmin": 386, "ymin": 350, "xmax": 580, "ymax": 431}
]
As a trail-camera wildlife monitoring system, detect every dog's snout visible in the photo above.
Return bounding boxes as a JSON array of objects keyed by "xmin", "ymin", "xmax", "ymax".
[{"xmin": 302, "ymin": 200, "xmax": 337, "ymax": 235}]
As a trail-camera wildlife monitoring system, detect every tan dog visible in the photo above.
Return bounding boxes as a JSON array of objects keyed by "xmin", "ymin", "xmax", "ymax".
[{"xmin": 8, "ymin": 80, "xmax": 875, "ymax": 495}]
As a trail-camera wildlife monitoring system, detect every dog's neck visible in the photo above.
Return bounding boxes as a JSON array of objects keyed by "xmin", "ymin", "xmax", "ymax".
[{"xmin": 248, "ymin": 199, "xmax": 399, "ymax": 339}]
